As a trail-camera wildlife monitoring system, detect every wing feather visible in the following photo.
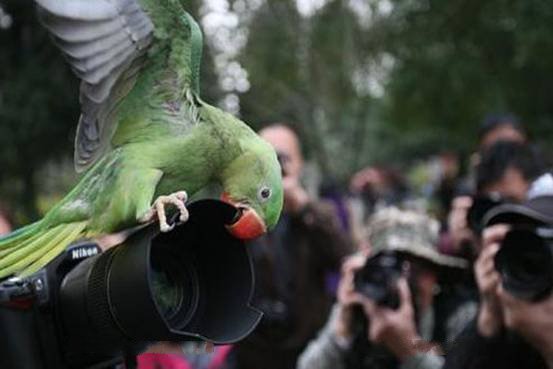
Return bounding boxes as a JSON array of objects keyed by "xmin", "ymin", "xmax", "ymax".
[
  {"xmin": 35, "ymin": 0, "xmax": 119, "ymax": 20},
  {"xmin": 56, "ymin": 31, "xmax": 130, "ymax": 59},
  {"xmin": 36, "ymin": 0, "xmax": 203, "ymax": 172},
  {"xmin": 36, "ymin": 0, "xmax": 154, "ymax": 172},
  {"xmin": 39, "ymin": 17, "xmax": 123, "ymax": 43}
]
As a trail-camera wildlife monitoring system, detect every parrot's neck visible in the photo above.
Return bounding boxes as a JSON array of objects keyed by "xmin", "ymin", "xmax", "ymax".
[{"xmin": 151, "ymin": 116, "xmax": 250, "ymax": 198}]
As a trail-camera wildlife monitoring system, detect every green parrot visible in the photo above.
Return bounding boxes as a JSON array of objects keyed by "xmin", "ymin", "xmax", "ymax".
[{"xmin": 0, "ymin": 0, "xmax": 283, "ymax": 279}]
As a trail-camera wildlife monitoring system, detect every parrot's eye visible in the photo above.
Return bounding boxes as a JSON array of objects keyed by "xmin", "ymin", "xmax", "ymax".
[{"xmin": 258, "ymin": 187, "xmax": 272, "ymax": 202}]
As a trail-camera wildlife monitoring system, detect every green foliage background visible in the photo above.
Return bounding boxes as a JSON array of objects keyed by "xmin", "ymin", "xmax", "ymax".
[{"xmin": 1, "ymin": 0, "xmax": 553, "ymax": 223}]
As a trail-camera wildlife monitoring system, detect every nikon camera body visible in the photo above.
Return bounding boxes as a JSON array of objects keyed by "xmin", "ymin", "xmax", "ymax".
[
  {"xmin": 0, "ymin": 242, "xmax": 135, "ymax": 369},
  {"xmin": 0, "ymin": 200, "xmax": 263, "ymax": 369}
]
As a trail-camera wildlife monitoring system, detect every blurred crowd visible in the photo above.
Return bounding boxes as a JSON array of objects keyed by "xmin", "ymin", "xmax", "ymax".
[{"xmin": 4, "ymin": 114, "xmax": 553, "ymax": 369}]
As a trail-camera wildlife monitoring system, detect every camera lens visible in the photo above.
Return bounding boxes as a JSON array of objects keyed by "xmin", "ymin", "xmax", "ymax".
[
  {"xmin": 151, "ymin": 267, "xmax": 181, "ymax": 321},
  {"xmin": 57, "ymin": 199, "xmax": 263, "ymax": 359},
  {"xmin": 150, "ymin": 248, "xmax": 200, "ymax": 328},
  {"xmin": 496, "ymin": 229, "xmax": 553, "ymax": 301},
  {"xmin": 508, "ymin": 244, "xmax": 548, "ymax": 285},
  {"xmin": 353, "ymin": 251, "xmax": 403, "ymax": 309}
]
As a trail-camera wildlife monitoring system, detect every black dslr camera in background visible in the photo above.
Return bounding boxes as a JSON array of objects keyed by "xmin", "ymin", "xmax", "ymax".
[
  {"xmin": 495, "ymin": 227, "xmax": 553, "ymax": 302},
  {"xmin": 0, "ymin": 200, "xmax": 262, "ymax": 369},
  {"xmin": 353, "ymin": 251, "xmax": 405, "ymax": 310}
]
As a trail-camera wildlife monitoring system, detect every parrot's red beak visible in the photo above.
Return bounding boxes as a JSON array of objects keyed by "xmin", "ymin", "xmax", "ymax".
[{"xmin": 221, "ymin": 192, "xmax": 267, "ymax": 240}]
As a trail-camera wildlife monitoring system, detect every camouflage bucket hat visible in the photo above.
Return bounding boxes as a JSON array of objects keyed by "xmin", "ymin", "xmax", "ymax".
[{"xmin": 366, "ymin": 207, "xmax": 467, "ymax": 269}]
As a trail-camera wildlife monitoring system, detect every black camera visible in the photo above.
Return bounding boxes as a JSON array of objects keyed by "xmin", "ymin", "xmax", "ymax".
[
  {"xmin": 353, "ymin": 251, "xmax": 405, "ymax": 310},
  {"xmin": 0, "ymin": 199, "xmax": 262, "ymax": 369},
  {"xmin": 467, "ymin": 194, "xmax": 505, "ymax": 234},
  {"xmin": 494, "ymin": 227, "xmax": 553, "ymax": 302}
]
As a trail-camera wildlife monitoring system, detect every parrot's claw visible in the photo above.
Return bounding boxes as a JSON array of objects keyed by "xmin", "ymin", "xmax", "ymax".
[
  {"xmin": 139, "ymin": 191, "xmax": 189, "ymax": 232},
  {"xmin": 160, "ymin": 221, "xmax": 175, "ymax": 233}
]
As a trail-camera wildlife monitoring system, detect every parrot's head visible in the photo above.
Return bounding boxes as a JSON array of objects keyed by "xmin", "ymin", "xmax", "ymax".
[{"xmin": 221, "ymin": 139, "xmax": 283, "ymax": 240}]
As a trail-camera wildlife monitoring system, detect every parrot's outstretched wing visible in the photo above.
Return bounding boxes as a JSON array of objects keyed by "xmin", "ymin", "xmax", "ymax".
[
  {"xmin": 0, "ymin": 1, "xmax": 208, "ymax": 279},
  {"xmin": 36, "ymin": 0, "xmax": 203, "ymax": 172}
]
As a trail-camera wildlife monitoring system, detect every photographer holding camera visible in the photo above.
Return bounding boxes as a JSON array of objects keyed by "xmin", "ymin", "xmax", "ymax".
[
  {"xmin": 435, "ymin": 141, "xmax": 546, "ymax": 346},
  {"xmin": 229, "ymin": 124, "xmax": 353, "ymax": 369},
  {"xmin": 444, "ymin": 195, "xmax": 553, "ymax": 369},
  {"xmin": 298, "ymin": 208, "xmax": 467, "ymax": 369},
  {"xmin": 447, "ymin": 141, "xmax": 544, "ymax": 258}
]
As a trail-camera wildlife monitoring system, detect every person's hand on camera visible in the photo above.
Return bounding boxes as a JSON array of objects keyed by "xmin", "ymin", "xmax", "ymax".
[
  {"xmin": 475, "ymin": 224, "xmax": 509, "ymax": 337},
  {"xmin": 360, "ymin": 278, "xmax": 438, "ymax": 361},
  {"xmin": 334, "ymin": 254, "xmax": 367, "ymax": 341},
  {"xmin": 447, "ymin": 196, "xmax": 475, "ymax": 254}
]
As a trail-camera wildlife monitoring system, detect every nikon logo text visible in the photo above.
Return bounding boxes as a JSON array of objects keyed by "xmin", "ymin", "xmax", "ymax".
[{"xmin": 71, "ymin": 247, "xmax": 99, "ymax": 260}]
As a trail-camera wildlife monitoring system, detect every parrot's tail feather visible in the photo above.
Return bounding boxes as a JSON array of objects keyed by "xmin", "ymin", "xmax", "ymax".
[
  {"xmin": 0, "ymin": 230, "xmax": 45, "ymax": 258},
  {"xmin": 19, "ymin": 223, "xmax": 88, "ymax": 277},
  {"xmin": 0, "ymin": 221, "xmax": 42, "ymax": 250},
  {"xmin": 0, "ymin": 222, "xmax": 88, "ymax": 280}
]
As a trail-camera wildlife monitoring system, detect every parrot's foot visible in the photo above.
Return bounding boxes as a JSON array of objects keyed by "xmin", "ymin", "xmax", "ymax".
[{"xmin": 139, "ymin": 191, "xmax": 188, "ymax": 232}]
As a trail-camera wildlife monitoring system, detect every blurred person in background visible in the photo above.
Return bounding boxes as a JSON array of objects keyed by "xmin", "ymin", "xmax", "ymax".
[
  {"xmin": 0, "ymin": 204, "xmax": 12, "ymax": 235},
  {"xmin": 319, "ymin": 178, "xmax": 351, "ymax": 233},
  {"xmin": 453, "ymin": 113, "xmax": 529, "ymax": 201},
  {"xmin": 444, "ymin": 196, "xmax": 553, "ymax": 369},
  {"xmin": 349, "ymin": 165, "xmax": 411, "ymax": 246},
  {"xmin": 227, "ymin": 124, "xmax": 352, "ymax": 369},
  {"xmin": 298, "ymin": 207, "xmax": 467, "ymax": 369},
  {"xmin": 434, "ymin": 141, "xmax": 545, "ymax": 346},
  {"xmin": 433, "ymin": 151, "xmax": 463, "ymax": 224},
  {"xmin": 350, "ymin": 166, "xmax": 410, "ymax": 218},
  {"xmin": 446, "ymin": 141, "xmax": 544, "ymax": 260},
  {"xmin": 477, "ymin": 114, "xmax": 527, "ymax": 150},
  {"xmin": 428, "ymin": 114, "xmax": 527, "ymax": 227}
]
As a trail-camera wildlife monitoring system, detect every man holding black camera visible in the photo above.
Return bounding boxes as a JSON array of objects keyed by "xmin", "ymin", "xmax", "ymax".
[
  {"xmin": 229, "ymin": 124, "xmax": 352, "ymax": 369},
  {"xmin": 298, "ymin": 208, "xmax": 467, "ymax": 369},
  {"xmin": 445, "ymin": 195, "xmax": 553, "ymax": 369},
  {"xmin": 448, "ymin": 140, "xmax": 543, "ymax": 258},
  {"xmin": 436, "ymin": 141, "xmax": 545, "ymax": 344}
]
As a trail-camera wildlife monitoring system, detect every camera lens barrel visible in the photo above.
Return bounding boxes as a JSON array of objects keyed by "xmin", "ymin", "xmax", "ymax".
[
  {"xmin": 353, "ymin": 251, "xmax": 402, "ymax": 310},
  {"xmin": 495, "ymin": 228, "xmax": 553, "ymax": 302},
  {"xmin": 58, "ymin": 200, "xmax": 263, "ymax": 365}
]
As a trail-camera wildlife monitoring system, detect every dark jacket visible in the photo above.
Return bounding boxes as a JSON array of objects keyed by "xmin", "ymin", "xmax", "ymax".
[
  {"xmin": 230, "ymin": 201, "xmax": 352, "ymax": 369},
  {"xmin": 444, "ymin": 320, "xmax": 547, "ymax": 369}
]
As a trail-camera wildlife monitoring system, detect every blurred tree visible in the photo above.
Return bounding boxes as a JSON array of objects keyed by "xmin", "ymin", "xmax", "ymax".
[
  {"xmin": 238, "ymin": 0, "xmax": 383, "ymax": 181},
  {"xmin": 379, "ymin": 0, "xmax": 553, "ymax": 153},
  {"xmin": 0, "ymin": 0, "xmax": 79, "ymax": 222},
  {"xmin": 233, "ymin": 0, "xmax": 553, "ymax": 179}
]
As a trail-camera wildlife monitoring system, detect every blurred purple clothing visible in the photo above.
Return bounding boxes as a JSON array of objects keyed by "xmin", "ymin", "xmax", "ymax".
[
  {"xmin": 137, "ymin": 354, "xmax": 192, "ymax": 369},
  {"xmin": 137, "ymin": 346, "xmax": 232, "ymax": 369}
]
